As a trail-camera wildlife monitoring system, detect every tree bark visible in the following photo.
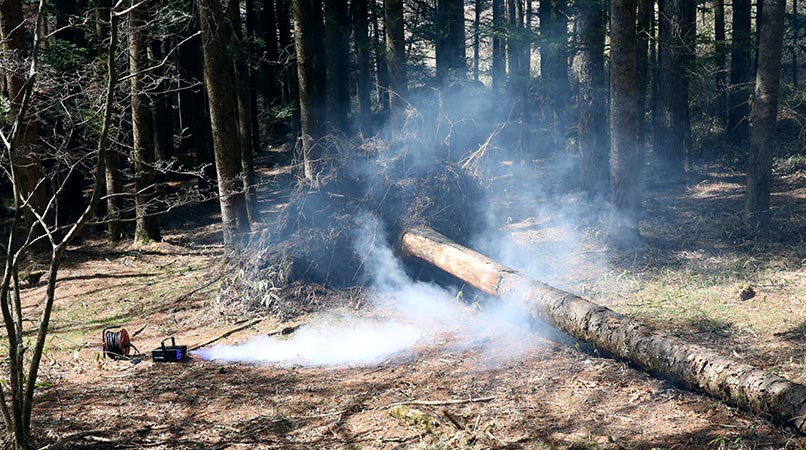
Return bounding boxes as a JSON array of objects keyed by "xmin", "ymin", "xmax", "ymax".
[
  {"xmin": 473, "ymin": 0, "xmax": 482, "ymax": 81},
  {"xmin": 95, "ymin": 0, "xmax": 122, "ymax": 240},
  {"xmin": 293, "ymin": 0, "xmax": 327, "ymax": 182},
  {"xmin": 95, "ymin": 0, "xmax": 112, "ymax": 56},
  {"xmin": 384, "ymin": 0, "xmax": 407, "ymax": 133},
  {"xmin": 276, "ymin": 0, "xmax": 297, "ymax": 107},
  {"xmin": 729, "ymin": 0, "xmax": 753, "ymax": 141},
  {"xmin": 574, "ymin": 0, "xmax": 608, "ymax": 198},
  {"xmin": 492, "ymin": 0, "xmax": 506, "ymax": 92},
  {"xmin": 372, "ymin": 2, "xmax": 390, "ymax": 117},
  {"xmin": 653, "ymin": 0, "xmax": 693, "ymax": 175},
  {"xmin": 746, "ymin": 0, "xmax": 786, "ymax": 226},
  {"xmin": 0, "ymin": 0, "xmax": 47, "ymax": 223},
  {"xmin": 540, "ymin": 0, "xmax": 569, "ymax": 148},
  {"xmin": 229, "ymin": 0, "xmax": 259, "ymax": 223},
  {"xmin": 353, "ymin": 0, "xmax": 373, "ymax": 133},
  {"xmin": 715, "ymin": 0, "xmax": 728, "ymax": 123},
  {"xmin": 199, "ymin": 0, "xmax": 251, "ymax": 248},
  {"xmin": 755, "ymin": 0, "xmax": 765, "ymax": 75},
  {"xmin": 794, "ymin": 0, "xmax": 799, "ymax": 87},
  {"xmin": 436, "ymin": 0, "xmax": 467, "ymax": 83},
  {"xmin": 260, "ymin": 0, "xmax": 280, "ymax": 110},
  {"xmin": 507, "ymin": 0, "xmax": 528, "ymax": 153},
  {"xmin": 401, "ymin": 226, "xmax": 806, "ymax": 434},
  {"xmin": 636, "ymin": 0, "xmax": 652, "ymax": 138},
  {"xmin": 177, "ymin": 1, "xmax": 215, "ymax": 192},
  {"xmin": 245, "ymin": 0, "xmax": 261, "ymax": 155},
  {"xmin": 150, "ymin": 38, "xmax": 175, "ymax": 162},
  {"xmin": 325, "ymin": 0, "xmax": 351, "ymax": 132},
  {"xmin": 609, "ymin": 0, "xmax": 643, "ymax": 242},
  {"xmin": 129, "ymin": 1, "xmax": 161, "ymax": 244}
]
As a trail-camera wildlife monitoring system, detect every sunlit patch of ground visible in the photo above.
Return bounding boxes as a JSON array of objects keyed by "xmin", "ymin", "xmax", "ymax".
[{"xmin": 22, "ymin": 157, "xmax": 806, "ymax": 449}]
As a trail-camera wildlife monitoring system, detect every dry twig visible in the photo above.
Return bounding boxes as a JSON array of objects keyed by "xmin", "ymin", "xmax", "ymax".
[
  {"xmin": 387, "ymin": 396, "xmax": 495, "ymax": 408},
  {"xmin": 189, "ymin": 318, "xmax": 263, "ymax": 351}
]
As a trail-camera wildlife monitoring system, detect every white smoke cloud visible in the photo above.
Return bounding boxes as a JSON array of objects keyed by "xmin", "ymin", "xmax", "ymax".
[
  {"xmin": 194, "ymin": 212, "xmax": 541, "ymax": 367},
  {"xmin": 193, "ymin": 321, "xmax": 421, "ymax": 366}
]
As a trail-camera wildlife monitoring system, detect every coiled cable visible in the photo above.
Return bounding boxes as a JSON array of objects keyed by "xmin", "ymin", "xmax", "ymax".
[{"xmin": 102, "ymin": 326, "xmax": 141, "ymax": 361}]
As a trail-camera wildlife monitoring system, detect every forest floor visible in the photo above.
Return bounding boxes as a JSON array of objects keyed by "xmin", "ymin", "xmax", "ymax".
[{"xmin": 19, "ymin": 151, "xmax": 806, "ymax": 450}]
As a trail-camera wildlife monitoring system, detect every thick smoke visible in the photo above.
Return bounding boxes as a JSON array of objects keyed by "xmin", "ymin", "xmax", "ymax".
[
  {"xmin": 196, "ymin": 80, "xmax": 611, "ymax": 366},
  {"xmin": 194, "ymin": 213, "xmax": 541, "ymax": 366}
]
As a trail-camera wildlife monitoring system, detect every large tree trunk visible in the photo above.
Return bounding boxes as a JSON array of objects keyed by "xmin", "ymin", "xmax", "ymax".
[
  {"xmin": 129, "ymin": 1, "xmax": 161, "ymax": 245},
  {"xmin": 384, "ymin": 0, "xmax": 407, "ymax": 132},
  {"xmin": 0, "ymin": 0, "xmax": 47, "ymax": 223},
  {"xmin": 636, "ymin": 0, "xmax": 652, "ymax": 139},
  {"xmin": 353, "ymin": 0, "xmax": 373, "ymax": 133},
  {"xmin": 473, "ymin": 0, "xmax": 482, "ymax": 81},
  {"xmin": 96, "ymin": 0, "xmax": 122, "ymax": 240},
  {"xmin": 401, "ymin": 226, "xmax": 806, "ymax": 434},
  {"xmin": 653, "ymin": 0, "xmax": 693, "ymax": 175},
  {"xmin": 794, "ymin": 0, "xmax": 799, "ymax": 87},
  {"xmin": 276, "ymin": 0, "xmax": 296, "ymax": 104},
  {"xmin": 293, "ymin": 0, "xmax": 327, "ymax": 182},
  {"xmin": 729, "ymin": 0, "xmax": 753, "ymax": 141},
  {"xmin": 746, "ymin": 0, "xmax": 786, "ymax": 226},
  {"xmin": 715, "ymin": 0, "xmax": 728, "ymax": 123},
  {"xmin": 228, "ymin": 0, "xmax": 259, "ymax": 223},
  {"xmin": 492, "ymin": 0, "xmax": 506, "ymax": 92},
  {"xmin": 539, "ymin": 0, "xmax": 569, "ymax": 149},
  {"xmin": 177, "ymin": 1, "xmax": 215, "ymax": 192},
  {"xmin": 574, "ymin": 0, "xmax": 608, "ymax": 198},
  {"xmin": 325, "ymin": 0, "xmax": 351, "ymax": 132},
  {"xmin": 507, "ymin": 0, "xmax": 528, "ymax": 154},
  {"xmin": 436, "ymin": 0, "xmax": 467, "ymax": 83},
  {"xmin": 199, "ymin": 0, "xmax": 251, "ymax": 248},
  {"xmin": 245, "ymin": 0, "xmax": 261, "ymax": 155},
  {"xmin": 150, "ymin": 38, "xmax": 175, "ymax": 162},
  {"xmin": 372, "ymin": 2, "xmax": 390, "ymax": 118},
  {"xmin": 609, "ymin": 0, "xmax": 643, "ymax": 243},
  {"xmin": 260, "ymin": 0, "xmax": 280, "ymax": 111}
]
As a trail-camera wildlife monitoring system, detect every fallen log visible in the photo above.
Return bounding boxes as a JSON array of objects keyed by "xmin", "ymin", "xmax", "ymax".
[{"xmin": 401, "ymin": 226, "xmax": 806, "ymax": 433}]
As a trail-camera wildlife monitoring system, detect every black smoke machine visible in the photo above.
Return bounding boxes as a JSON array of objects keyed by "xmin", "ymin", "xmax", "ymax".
[{"xmin": 152, "ymin": 337, "xmax": 187, "ymax": 363}]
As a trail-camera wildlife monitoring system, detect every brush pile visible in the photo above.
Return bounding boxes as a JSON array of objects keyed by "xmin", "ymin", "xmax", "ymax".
[{"xmin": 232, "ymin": 135, "xmax": 486, "ymax": 313}]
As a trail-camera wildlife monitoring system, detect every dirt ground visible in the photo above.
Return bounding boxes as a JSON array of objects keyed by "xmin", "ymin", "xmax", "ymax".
[{"xmin": 18, "ymin": 158, "xmax": 806, "ymax": 450}]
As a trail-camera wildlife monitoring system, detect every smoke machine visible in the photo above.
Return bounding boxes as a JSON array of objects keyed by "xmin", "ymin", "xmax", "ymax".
[{"xmin": 152, "ymin": 337, "xmax": 187, "ymax": 363}]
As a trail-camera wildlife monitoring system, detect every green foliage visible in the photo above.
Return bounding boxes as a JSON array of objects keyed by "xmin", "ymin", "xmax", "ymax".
[
  {"xmin": 264, "ymin": 101, "xmax": 296, "ymax": 124},
  {"xmin": 40, "ymin": 40, "xmax": 93, "ymax": 73}
]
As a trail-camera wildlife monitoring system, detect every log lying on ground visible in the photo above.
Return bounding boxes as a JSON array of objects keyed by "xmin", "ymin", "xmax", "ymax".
[{"xmin": 401, "ymin": 226, "xmax": 806, "ymax": 433}]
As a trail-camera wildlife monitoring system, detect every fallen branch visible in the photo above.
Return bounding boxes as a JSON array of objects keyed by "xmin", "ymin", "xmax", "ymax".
[
  {"xmin": 37, "ymin": 429, "xmax": 105, "ymax": 450},
  {"xmin": 267, "ymin": 324, "xmax": 302, "ymax": 337},
  {"xmin": 442, "ymin": 409, "xmax": 465, "ymax": 430},
  {"xmin": 189, "ymin": 318, "xmax": 263, "ymax": 351},
  {"xmin": 401, "ymin": 226, "xmax": 806, "ymax": 434},
  {"xmin": 387, "ymin": 396, "xmax": 495, "ymax": 407}
]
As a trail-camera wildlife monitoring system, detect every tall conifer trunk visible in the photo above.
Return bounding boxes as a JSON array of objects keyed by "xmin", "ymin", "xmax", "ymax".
[
  {"xmin": 385, "ymin": 0, "xmax": 407, "ymax": 132},
  {"xmin": 610, "ymin": 0, "xmax": 643, "ymax": 243},
  {"xmin": 199, "ymin": 0, "xmax": 251, "ymax": 247},
  {"xmin": 575, "ymin": 0, "xmax": 608, "ymax": 198},
  {"xmin": 129, "ymin": 1, "xmax": 161, "ymax": 244},
  {"xmin": 746, "ymin": 0, "xmax": 786, "ymax": 225},
  {"xmin": 729, "ymin": 0, "xmax": 753, "ymax": 141}
]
